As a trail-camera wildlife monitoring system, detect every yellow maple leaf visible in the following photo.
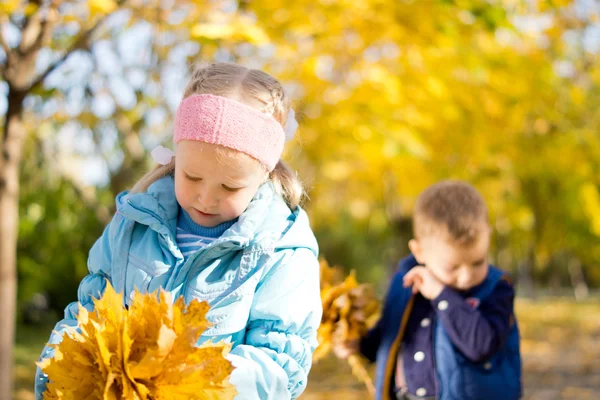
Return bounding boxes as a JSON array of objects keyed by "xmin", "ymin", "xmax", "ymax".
[
  {"xmin": 315, "ymin": 260, "xmax": 380, "ymax": 396},
  {"xmin": 39, "ymin": 281, "xmax": 237, "ymax": 400}
]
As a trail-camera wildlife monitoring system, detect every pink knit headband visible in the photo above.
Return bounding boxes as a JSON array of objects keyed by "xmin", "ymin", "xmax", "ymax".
[{"xmin": 173, "ymin": 94, "xmax": 286, "ymax": 171}]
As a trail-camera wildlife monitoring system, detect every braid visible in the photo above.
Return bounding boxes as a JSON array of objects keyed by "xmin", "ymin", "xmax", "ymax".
[
  {"xmin": 266, "ymin": 87, "xmax": 286, "ymax": 124},
  {"xmin": 184, "ymin": 64, "xmax": 210, "ymax": 97}
]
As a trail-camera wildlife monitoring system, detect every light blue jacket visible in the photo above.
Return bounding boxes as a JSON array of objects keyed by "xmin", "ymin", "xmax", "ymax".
[{"xmin": 35, "ymin": 176, "xmax": 322, "ymax": 400}]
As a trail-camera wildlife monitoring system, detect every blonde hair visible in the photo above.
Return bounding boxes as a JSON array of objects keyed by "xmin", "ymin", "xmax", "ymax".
[
  {"xmin": 131, "ymin": 62, "xmax": 304, "ymax": 209},
  {"xmin": 413, "ymin": 180, "xmax": 489, "ymax": 245}
]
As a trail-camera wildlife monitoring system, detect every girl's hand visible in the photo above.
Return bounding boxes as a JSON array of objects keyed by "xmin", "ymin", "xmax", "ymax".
[{"xmin": 403, "ymin": 266, "xmax": 445, "ymax": 300}]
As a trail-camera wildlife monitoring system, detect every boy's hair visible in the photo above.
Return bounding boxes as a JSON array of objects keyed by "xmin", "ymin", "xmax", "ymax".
[
  {"xmin": 413, "ymin": 180, "xmax": 488, "ymax": 245},
  {"xmin": 131, "ymin": 62, "xmax": 304, "ymax": 210}
]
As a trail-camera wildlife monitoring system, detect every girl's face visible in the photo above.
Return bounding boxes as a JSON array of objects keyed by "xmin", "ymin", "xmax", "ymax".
[{"xmin": 174, "ymin": 141, "xmax": 268, "ymax": 227}]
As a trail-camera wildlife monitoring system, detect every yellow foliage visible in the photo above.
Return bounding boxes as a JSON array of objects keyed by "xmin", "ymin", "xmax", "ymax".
[
  {"xmin": 88, "ymin": 0, "xmax": 117, "ymax": 15},
  {"xmin": 316, "ymin": 268, "xmax": 379, "ymax": 360},
  {"xmin": 580, "ymin": 183, "xmax": 600, "ymax": 236},
  {"xmin": 191, "ymin": 17, "xmax": 269, "ymax": 45},
  {"xmin": 316, "ymin": 260, "xmax": 380, "ymax": 395},
  {"xmin": 0, "ymin": 0, "xmax": 20, "ymax": 14},
  {"xmin": 38, "ymin": 282, "xmax": 236, "ymax": 400}
]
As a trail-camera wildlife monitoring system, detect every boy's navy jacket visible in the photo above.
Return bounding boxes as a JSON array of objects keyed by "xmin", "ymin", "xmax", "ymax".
[{"xmin": 360, "ymin": 255, "xmax": 522, "ymax": 400}]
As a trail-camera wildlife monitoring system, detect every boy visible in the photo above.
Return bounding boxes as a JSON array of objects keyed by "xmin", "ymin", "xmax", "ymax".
[{"xmin": 338, "ymin": 180, "xmax": 521, "ymax": 400}]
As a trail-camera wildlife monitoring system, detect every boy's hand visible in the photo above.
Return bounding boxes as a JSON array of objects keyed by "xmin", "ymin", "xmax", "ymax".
[
  {"xmin": 333, "ymin": 339, "xmax": 359, "ymax": 360},
  {"xmin": 403, "ymin": 266, "xmax": 445, "ymax": 300}
]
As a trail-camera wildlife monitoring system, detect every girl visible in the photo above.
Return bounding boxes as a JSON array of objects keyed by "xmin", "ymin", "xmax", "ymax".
[{"xmin": 35, "ymin": 62, "xmax": 322, "ymax": 400}]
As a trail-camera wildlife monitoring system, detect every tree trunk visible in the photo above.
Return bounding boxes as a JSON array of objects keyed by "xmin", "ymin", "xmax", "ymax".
[
  {"xmin": 0, "ymin": 4, "xmax": 113, "ymax": 397},
  {"xmin": 517, "ymin": 242, "xmax": 536, "ymax": 299},
  {"xmin": 0, "ymin": 88, "xmax": 25, "ymax": 400},
  {"xmin": 568, "ymin": 258, "xmax": 589, "ymax": 301}
]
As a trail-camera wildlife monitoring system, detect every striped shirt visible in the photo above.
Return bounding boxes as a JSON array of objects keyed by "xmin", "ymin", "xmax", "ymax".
[{"xmin": 176, "ymin": 208, "xmax": 237, "ymax": 260}]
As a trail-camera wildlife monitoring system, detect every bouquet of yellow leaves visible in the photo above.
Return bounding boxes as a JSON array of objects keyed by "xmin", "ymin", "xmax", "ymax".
[
  {"xmin": 314, "ymin": 260, "xmax": 380, "ymax": 396},
  {"xmin": 38, "ymin": 282, "xmax": 237, "ymax": 400}
]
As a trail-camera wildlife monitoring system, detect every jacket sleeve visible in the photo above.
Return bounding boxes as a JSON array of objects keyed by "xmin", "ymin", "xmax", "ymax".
[
  {"xmin": 432, "ymin": 278, "xmax": 515, "ymax": 362},
  {"xmin": 226, "ymin": 247, "xmax": 322, "ymax": 400},
  {"xmin": 34, "ymin": 213, "xmax": 122, "ymax": 399}
]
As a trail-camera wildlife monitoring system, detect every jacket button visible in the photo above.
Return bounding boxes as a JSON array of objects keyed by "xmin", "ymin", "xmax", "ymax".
[
  {"xmin": 416, "ymin": 388, "xmax": 427, "ymax": 397},
  {"xmin": 438, "ymin": 300, "xmax": 449, "ymax": 310},
  {"xmin": 420, "ymin": 318, "xmax": 431, "ymax": 327},
  {"xmin": 414, "ymin": 351, "xmax": 425, "ymax": 362},
  {"xmin": 484, "ymin": 362, "xmax": 493, "ymax": 370}
]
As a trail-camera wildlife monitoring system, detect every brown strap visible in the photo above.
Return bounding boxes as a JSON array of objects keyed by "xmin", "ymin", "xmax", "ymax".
[{"xmin": 382, "ymin": 295, "xmax": 415, "ymax": 400}]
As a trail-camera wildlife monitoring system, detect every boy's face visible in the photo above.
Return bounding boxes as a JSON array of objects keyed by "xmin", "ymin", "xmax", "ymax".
[{"xmin": 409, "ymin": 225, "xmax": 491, "ymax": 291}]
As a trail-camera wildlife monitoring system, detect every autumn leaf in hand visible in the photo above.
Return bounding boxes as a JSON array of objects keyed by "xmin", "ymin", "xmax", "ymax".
[
  {"xmin": 315, "ymin": 259, "xmax": 380, "ymax": 396},
  {"xmin": 38, "ymin": 281, "xmax": 237, "ymax": 400}
]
